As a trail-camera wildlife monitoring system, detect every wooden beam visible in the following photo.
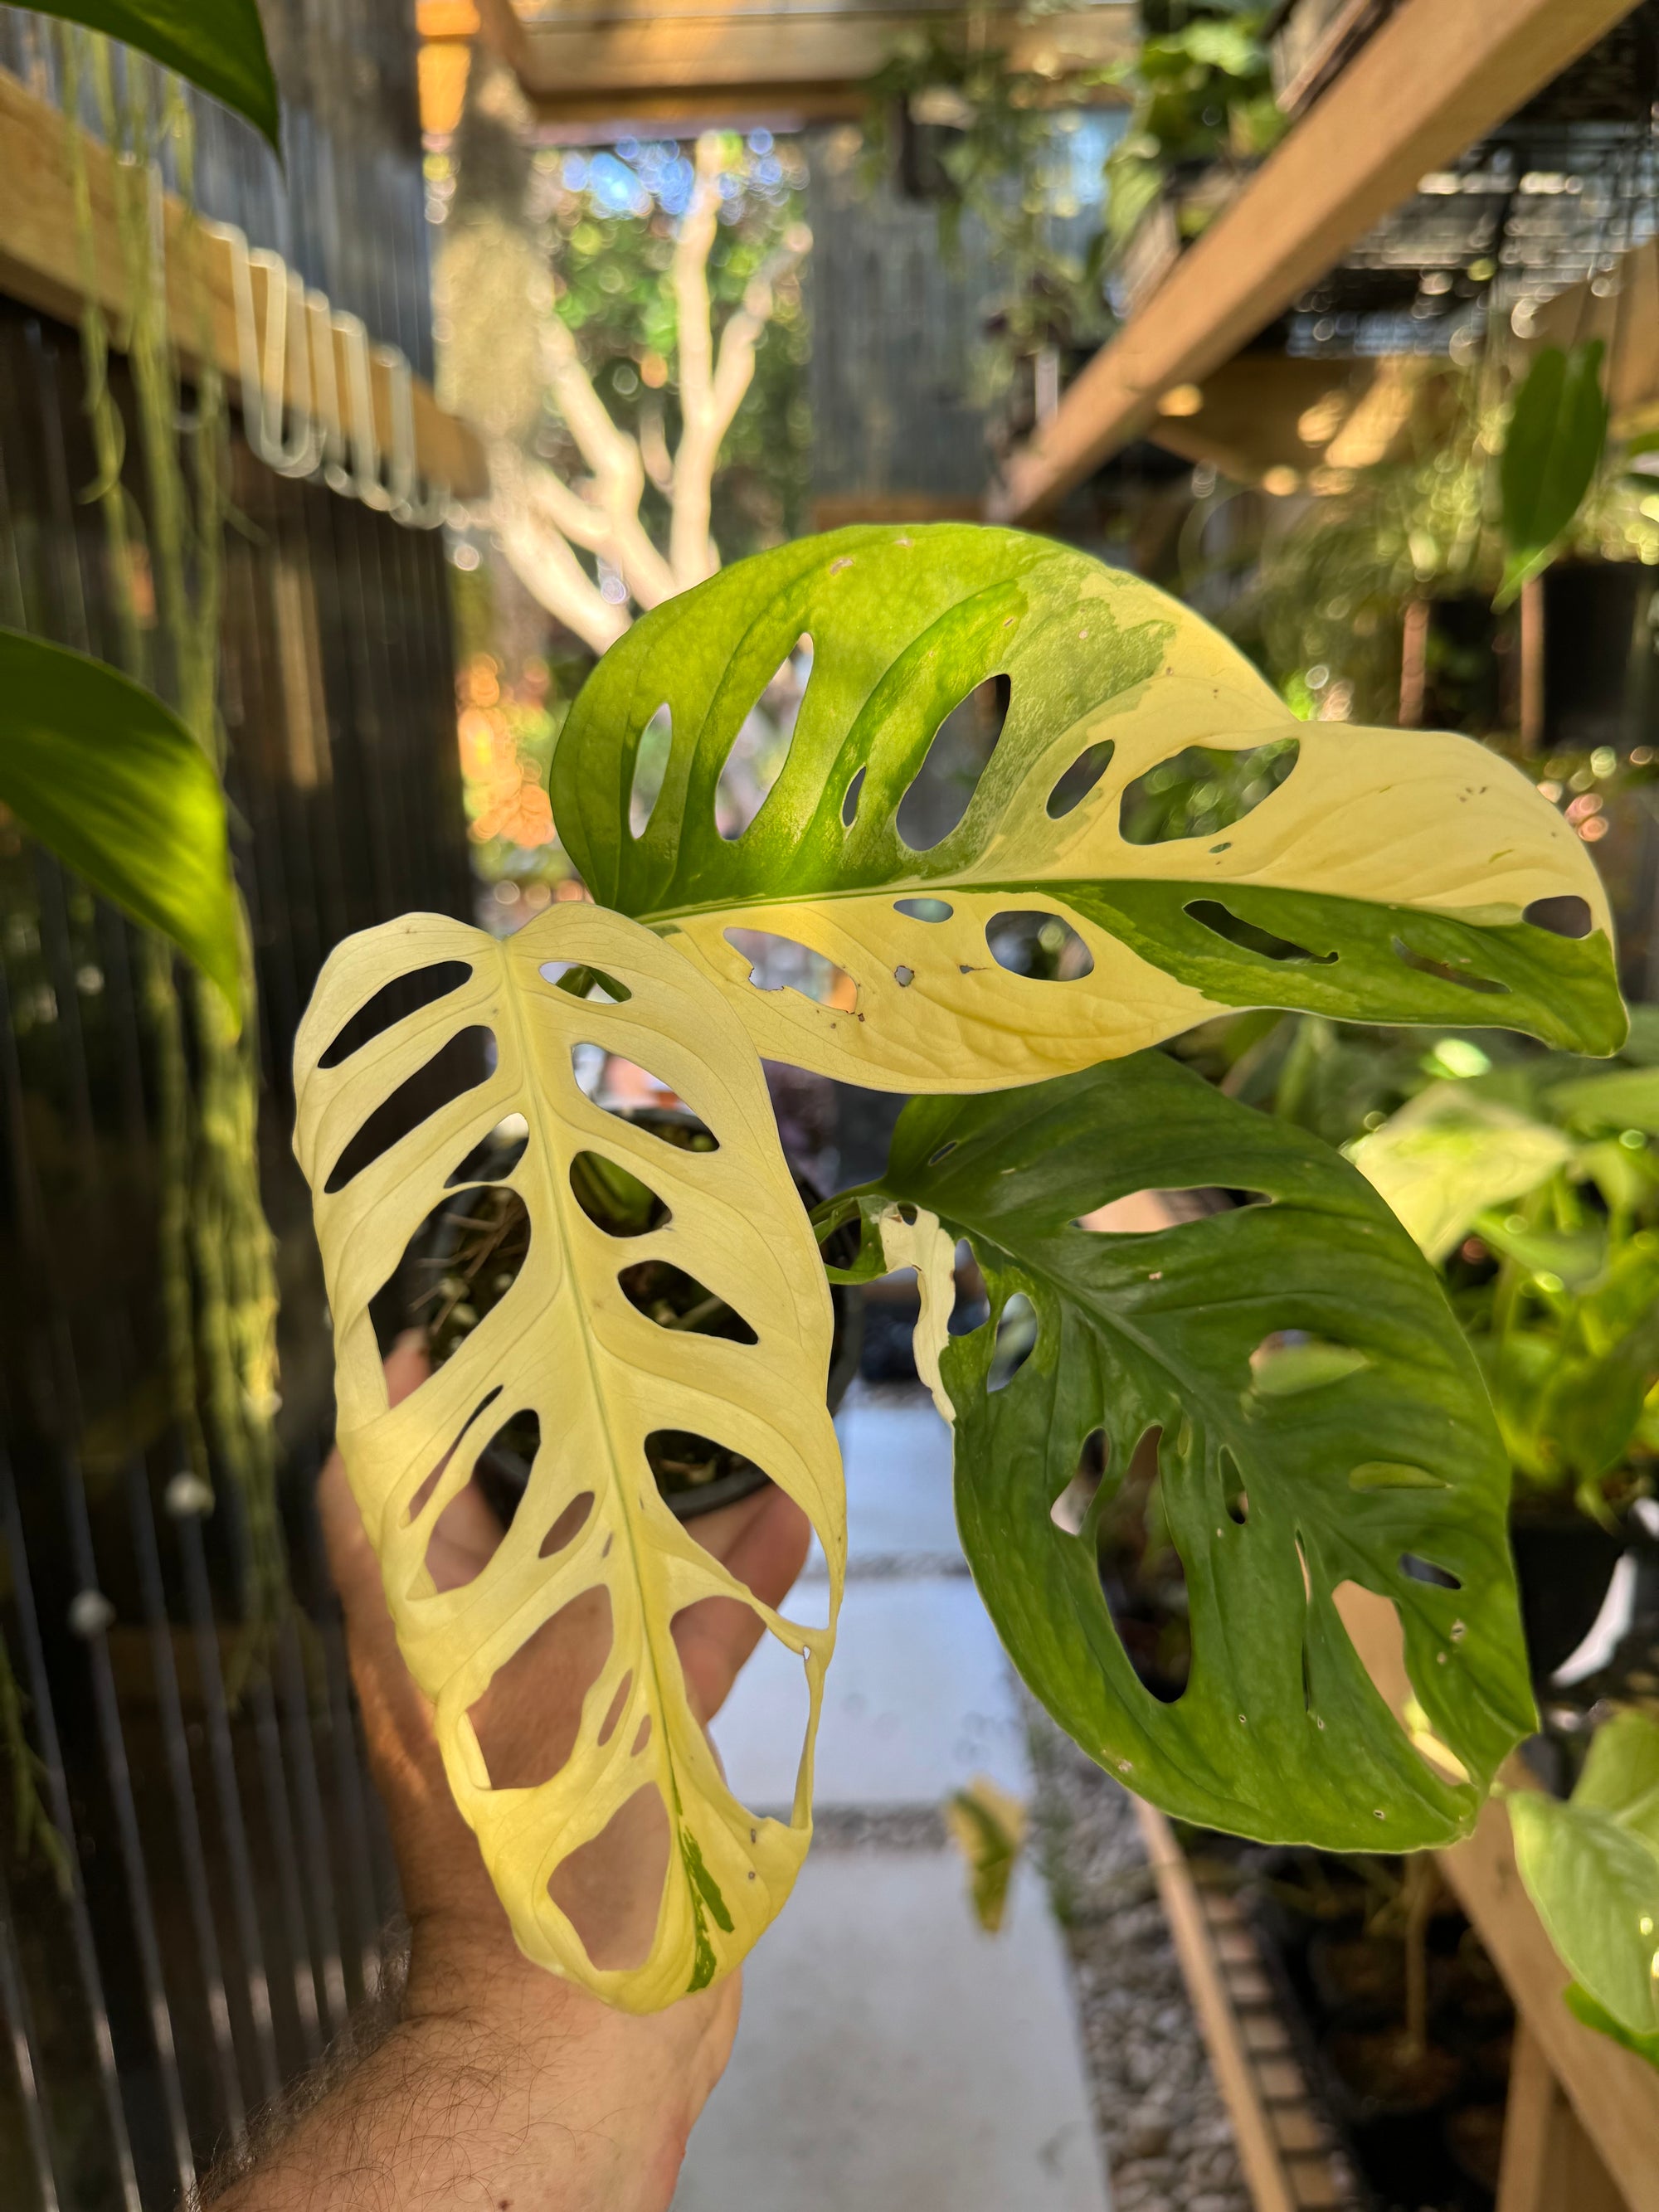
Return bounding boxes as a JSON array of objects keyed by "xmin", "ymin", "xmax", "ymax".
[
  {"xmin": 1496, "ymin": 2022, "xmax": 1628, "ymax": 2212},
  {"xmin": 989, "ymin": 0, "xmax": 1641, "ymax": 523},
  {"xmin": 0, "ymin": 66, "xmax": 489, "ymax": 501},
  {"xmin": 489, "ymin": 0, "xmax": 1135, "ymax": 123}
]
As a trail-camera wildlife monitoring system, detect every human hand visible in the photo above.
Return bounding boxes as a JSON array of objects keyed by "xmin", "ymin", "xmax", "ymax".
[{"xmin": 222, "ymin": 1334, "xmax": 809, "ymax": 2212}]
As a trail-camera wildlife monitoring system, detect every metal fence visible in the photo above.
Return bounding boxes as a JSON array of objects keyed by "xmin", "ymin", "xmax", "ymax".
[{"xmin": 0, "ymin": 5, "xmax": 469, "ymax": 2203}]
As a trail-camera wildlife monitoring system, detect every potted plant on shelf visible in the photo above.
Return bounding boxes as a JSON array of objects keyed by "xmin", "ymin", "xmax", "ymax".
[{"xmin": 294, "ymin": 521, "xmax": 1616, "ymax": 2012}]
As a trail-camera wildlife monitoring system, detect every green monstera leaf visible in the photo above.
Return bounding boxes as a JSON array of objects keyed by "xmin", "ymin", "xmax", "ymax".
[
  {"xmin": 552, "ymin": 526, "xmax": 1620, "ymax": 1094},
  {"xmin": 820, "ymin": 1053, "xmax": 1533, "ymax": 1850},
  {"xmin": 32, "ymin": 0, "xmax": 281, "ymax": 150}
]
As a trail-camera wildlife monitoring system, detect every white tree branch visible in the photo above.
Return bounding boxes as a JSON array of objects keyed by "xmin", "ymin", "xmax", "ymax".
[{"xmin": 490, "ymin": 442, "xmax": 630, "ymax": 656}]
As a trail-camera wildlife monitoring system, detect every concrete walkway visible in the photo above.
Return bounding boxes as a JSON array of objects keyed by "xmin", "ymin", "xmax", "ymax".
[{"xmin": 675, "ymin": 1384, "xmax": 1112, "ymax": 2212}]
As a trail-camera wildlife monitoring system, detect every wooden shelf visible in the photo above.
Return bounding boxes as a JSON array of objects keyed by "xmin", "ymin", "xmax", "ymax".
[
  {"xmin": 0, "ymin": 66, "xmax": 489, "ymax": 502},
  {"xmin": 1335, "ymin": 1583, "xmax": 1659, "ymax": 2212},
  {"xmin": 989, "ymin": 0, "xmax": 1642, "ymax": 523},
  {"xmin": 478, "ymin": 0, "xmax": 1136, "ymax": 126}
]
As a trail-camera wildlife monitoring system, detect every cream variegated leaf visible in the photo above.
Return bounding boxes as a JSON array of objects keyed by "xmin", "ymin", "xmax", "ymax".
[
  {"xmin": 877, "ymin": 1203, "xmax": 957, "ymax": 1423},
  {"xmin": 552, "ymin": 525, "xmax": 1620, "ymax": 1090},
  {"xmin": 293, "ymin": 905, "xmax": 844, "ymax": 2011}
]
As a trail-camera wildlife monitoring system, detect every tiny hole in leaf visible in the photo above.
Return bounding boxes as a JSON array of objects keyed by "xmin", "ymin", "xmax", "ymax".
[
  {"xmin": 319, "ymin": 960, "xmax": 472, "ymax": 1067},
  {"xmin": 620, "ymin": 1262, "xmax": 757, "ymax": 1343},
  {"xmin": 986, "ymin": 910, "xmax": 1094, "ymax": 980},
  {"xmin": 596, "ymin": 1670, "xmax": 634, "ymax": 1748},
  {"xmin": 1185, "ymin": 900, "xmax": 1335, "ymax": 965},
  {"xmin": 893, "ymin": 965, "xmax": 915, "ymax": 988},
  {"xmin": 842, "ymin": 764, "xmax": 866, "ymax": 827},
  {"xmin": 446, "ymin": 1116, "xmax": 528, "ymax": 1187},
  {"xmin": 1095, "ymin": 1427, "xmax": 1188, "ymax": 1704},
  {"xmin": 1522, "ymin": 894, "xmax": 1591, "ymax": 939},
  {"xmin": 927, "ymin": 1140, "xmax": 959, "ymax": 1167},
  {"xmin": 1390, "ymin": 937, "xmax": 1510, "ymax": 995},
  {"xmin": 1046, "ymin": 738, "xmax": 1114, "ymax": 819},
  {"xmin": 1051, "ymin": 1430, "xmax": 1106, "ymax": 1534}
]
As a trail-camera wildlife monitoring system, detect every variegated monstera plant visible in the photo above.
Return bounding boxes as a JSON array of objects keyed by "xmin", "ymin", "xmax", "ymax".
[{"xmin": 294, "ymin": 525, "xmax": 1621, "ymax": 2012}]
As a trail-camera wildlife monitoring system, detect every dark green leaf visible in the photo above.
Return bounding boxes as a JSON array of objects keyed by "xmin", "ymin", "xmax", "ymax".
[
  {"xmin": 845, "ymin": 1053, "xmax": 1532, "ymax": 1850},
  {"xmin": 0, "ymin": 630, "xmax": 241, "ymax": 1020},
  {"xmin": 1498, "ymin": 343, "xmax": 1609, "ymax": 608},
  {"xmin": 32, "ymin": 0, "xmax": 280, "ymax": 153}
]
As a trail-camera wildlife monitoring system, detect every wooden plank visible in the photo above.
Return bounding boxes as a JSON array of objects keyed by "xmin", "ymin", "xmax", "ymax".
[
  {"xmin": 1135, "ymin": 1797, "xmax": 1302, "ymax": 2212},
  {"xmin": 1496, "ymin": 2021, "xmax": 1629, "ymax": 2212},
  {"xmin": 989, "ymin": 0, "xmax": 1640, "ymax": 522},
  {"xmin": 0, "ymin": 66, "xmax": 489, "ymax": 501},
  {"xmin": 491, "ymin": 0, "xmax": 1135, "ymax": 119},
  {"xmin": 1335, "ymin": 1583, "xmax": 1659, "ymax": 2212}
]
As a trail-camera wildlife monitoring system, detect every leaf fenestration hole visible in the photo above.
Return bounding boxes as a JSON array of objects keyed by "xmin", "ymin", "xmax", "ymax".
[
  {"xmin": 715, "ymin": 642, "xmax": 810, "ymax": 839},
  {"xmin": 1523, "ymin": 893, "xmax": 1591, "ymax": 939},
  {"xmin": 1051, "ymin": 1430, "xmax": 1106, "ymax": 1535},
  {"xmin": 548, "ymin": 1782, "xmax": 670, "ymax": 1971},
  {"xmin": 572, "ymin": 1048, "xmax": 721, "ymax": 1148},
  {"xmin": 596, "ymin": 1670, "xmax": 634, "ymax": 1748},
  {"xmin": 1350, "ymin": 1461, "xmax": 1448, "ymax": 1491},
  {"xmin": 1046, "ymin": 738, "xmax": 1115, "ymax": 819},
  {"xmin": 986, "ymin": 910, "xmax": 1095, "ymax": 980},
  {"xmin": 893, "ymin": 965, "xmax": 915, "ymax": 987},
  {"xmin": 841, "ymin": 764, "xmax": 866, "ymax": 827},
  {"xmin": 402, "ymin": 1387, "xmax": 504, "ymax": 1527},
  {"xmin": 1390, "ymin": 937, "xmax": 1510, "ymax": 996},
  {"xmin": 406, "ymin": 1186, "xmax": 532, "ymax": 1366},
  {"xmin": 987, "ymin": 1291, "xmax": 1037, "ymax": 1392},
  {"xmin": 445, "ymin": 1116, "xmax": 529, "ymax": 1187},
  {"xmin": 722, "ymin": 928, "xmax": 851, "ymax": 1011},
  {"xmin": 1094, "ymin": 1427, "xmax": 1188, "ymax": 1704},
  {"xmin": 1401, "ymin": 1553, "xmax": 1462, "ymax": 1592},
  {"xmin": 895, "ymin": 897, "xmax": 953, "ymax": 922},
  {"xmin": 547, "ymin": 964, "xmax": 633, "ymax": 1005},
  {"xmin": 324, "ymin": 1027, "xmax": 495, "ymax": 1192},
  {"xmin": 569, "ymin": 1152, "xmax": 670, "ymax": 1237},
  {"xmin": 897, "ymin": 673, "xmax": 1010, "ymax": 849},
  {"xmin": 468, "ymin": 1587, "xmax": 612, "ymax": 1790},
  {"xmin": 1119, "ymin": 737, "xmax": 1299, "ymax": 846},
  {"xmin": 619, "ymin": 1263, "xmax": 757, "ymax": 1344},
  {"xmin": 423, "ymin": 1403, "xmax": 536, "ymax": 1589},
  {"xmin": 1074, "ymin": 1187, "xmax": 1253, "ymax": 1231},
  {"xmin": 927, "ymin": 1140, "xmax": 959, "ymax": 1167},
  {"xmin": 630, "ymin": 703, "xmax": 672, "ymax": 837},
  {"xmin": 1185, "ymin": 899, "xmax": 1336, "ymax": 965},
  {"xmin": 319, "ymin": 960, "xmax": 473, "ymax": 1067},
  {"xmin": 540, "ymin": 1491, "xmax": 596, "ymax": 1558}
]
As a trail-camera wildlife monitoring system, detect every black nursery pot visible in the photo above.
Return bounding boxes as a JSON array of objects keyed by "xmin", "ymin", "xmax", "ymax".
[
  {"xmin": 1508, "ymin": 1507, "xmax": 1627, "ymax": 1685},
  {"xmin": 411, "ymin": 1106, "xmax": 862, "ymax": 1522}
]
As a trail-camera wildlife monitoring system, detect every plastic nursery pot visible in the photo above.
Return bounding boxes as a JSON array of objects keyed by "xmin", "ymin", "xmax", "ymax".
[
  {"xmin": 414, "ymin": 1106, "xmax": 862, "ymax": 1522},
  {"xmin": 1508, "ymin": 1504, "xmax": 1627, "ymax": 1684}
]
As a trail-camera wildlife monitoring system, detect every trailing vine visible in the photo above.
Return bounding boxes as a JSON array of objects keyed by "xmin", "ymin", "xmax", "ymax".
[{"xmin": 58, "ymin": 27, "xmax": 285, "ymax": 1665}]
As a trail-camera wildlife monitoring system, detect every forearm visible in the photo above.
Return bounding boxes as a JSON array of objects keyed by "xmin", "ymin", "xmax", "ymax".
[{"xmin": 202, "ymin": 1971, "xmax": 699, "ymax": 2212}]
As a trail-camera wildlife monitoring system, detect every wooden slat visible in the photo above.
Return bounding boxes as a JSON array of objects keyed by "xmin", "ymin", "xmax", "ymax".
[
  {"xmin": 1335, "ymin": 1583, "xmax": 1659, "ymax": 2212},
  {"xmin": 1135, "ymin": 1798, "xmax": 1303, "ymax": 2212},
  {"xmin": 1496, "ymin": 2021, "xmax": 1629, "ymax": 2212},
  {"xmin": 485, "ymin": 0, "xmax": 1136, "ymax": 122},
  {"xmin": 989, "ymin": 0, "xmax": 1641, "ymax": 523},
  {"xmin": 0, "ymin": 66, "xmax": 489, "ymax": 501}
]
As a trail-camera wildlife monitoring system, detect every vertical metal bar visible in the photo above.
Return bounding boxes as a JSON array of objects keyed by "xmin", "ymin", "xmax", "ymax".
[
  {"xmin": 0, "ymin": 1453, "xmax": 141, "ymax": 2212},
  {"xmin": 274, "ymin": 1612, "xmax": 349, "ymax": 2035},
  {"xmin": 0, "ymin": 1809, "xmax": 61, "ymax": 2211},
  {"xmin": 123, "ymin": 1440, "xmax": 249, "ymax": 2149},
  {"xmin": 173, "ymin": 1514, "xmax": 285, "ymax": 2107},
  {"xmin": 46, "ymin": 1325, "xmax": 197, "ymax": 2205},
  {"xmin": 246, "ymin": 1668, "xmax": 325, "ymax": 2063}
]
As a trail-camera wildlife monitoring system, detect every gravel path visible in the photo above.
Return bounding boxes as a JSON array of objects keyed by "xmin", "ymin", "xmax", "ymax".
[{"xmin": 1024, "ymin": 1702, "xmax": 1253, "ymax": 2212}]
